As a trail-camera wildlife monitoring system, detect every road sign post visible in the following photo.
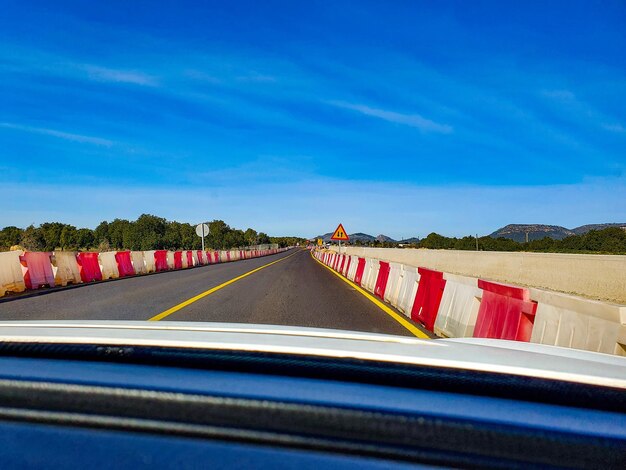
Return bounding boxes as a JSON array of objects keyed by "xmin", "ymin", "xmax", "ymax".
[{"xmin": 196, "ymin": 223, "xmax": 209, "ymax": 251}]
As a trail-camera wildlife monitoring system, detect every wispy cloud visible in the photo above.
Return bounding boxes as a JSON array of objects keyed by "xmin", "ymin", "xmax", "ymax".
[
  {"xmin": 542, "ymin": 89, "xmax": 626, "ymax": 137},
  {"xmin": 541, "ymin": 89, "xmax": 576, "ymax": 102},
  {"xmin": 0, "ymin": 122, "xmax": 114, "ymax": 146},
  {"xmin": 82, "ymin": 65, "xmax": 158, "ymax": 87},
  {"xmin": 327, "ymin": 100, "xmax": 453, "ymax": 134},
  {"xmin": 235, "ymin": 72, "xmax": 276, "ymax": 83},
  {"xmin": 602, "ymin": 123, "xmax": 626, "ymax": 134}
]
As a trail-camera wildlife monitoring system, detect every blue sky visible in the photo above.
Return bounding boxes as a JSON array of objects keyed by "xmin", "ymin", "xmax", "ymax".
[{"xmin": 1, "ymin": 0, "xmax": 624, "ymax": 238}]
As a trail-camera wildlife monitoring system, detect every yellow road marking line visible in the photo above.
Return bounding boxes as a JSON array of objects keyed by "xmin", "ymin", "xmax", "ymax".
[
  {"xmin": 149, "ymin": 250, "xmax": 303, "ymax": 321},
  {"xmin": 310, "ymin": 251, "xmax": 430, "ymax": 339}
]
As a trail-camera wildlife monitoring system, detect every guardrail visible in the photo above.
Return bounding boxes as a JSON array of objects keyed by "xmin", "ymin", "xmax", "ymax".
[
  {"xmin": 313, "ymin": 248, "xmax": 626, "ymax": 357},
  {"xmin": 0, "ymin": 247, "xmax": 288, "ymax": 299}
]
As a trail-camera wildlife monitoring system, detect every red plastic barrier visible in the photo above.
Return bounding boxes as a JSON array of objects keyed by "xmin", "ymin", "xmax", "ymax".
[
  {"xmin": 185, "ymin": 250, "xmax": 194, "ymax": 268},
  {"xmin": 115, "ymin": 251, "xmax": 135, "ymax": 277},
  {"xmin": 154, "ymin": 250, "xmax": 168, "ymax": 272},
  {"xmin": 76, "ymin": 252, "xmax": 103, "ymax": 282},
  {"xmin": 473, "ymin": 280, "xmax": 538, "ymax": 342},
  {"xmin": 411, "ymin": 268, "xmax": 446, "ymax": 331},
  {"xmin": 374, "ymin": 261, "xmax": 391, "ymax": 300},
  {"xmin": 226, "ymin": 251, "xmax": 231, "ymax": 262},
  {"xmin": 174, "ymin": 251, "xmax": 183, "ymax": 269},
  {"xmin": 20, "ymin": 252, "xmax": 55, "ymax": 289},
  {"xmin": 353, "ymin": 258, "xmax": 367, "ymax": 286},
  {"xmin": 197, "ymin": 251, "xmax": 205, "ymax": 265}
]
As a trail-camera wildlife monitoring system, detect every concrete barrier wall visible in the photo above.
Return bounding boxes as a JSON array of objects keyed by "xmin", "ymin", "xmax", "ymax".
[{"xmin": 331, "ymin": 247, "xmax": 626, "ymax": 304}]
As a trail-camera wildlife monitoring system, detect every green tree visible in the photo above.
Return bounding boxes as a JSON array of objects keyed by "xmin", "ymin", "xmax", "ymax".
[
  {"xmin": 208, "ymin": 220, "xmax": 230, "ymax": 249},
  {"xmin": 244, "ymin": 228, "xmax": 258, "ymax": 246},
  {"xmin": 59, "ymin": 225, "xmax": 78, "ymax": 250},
  {"xmin": 39, "ymin": 222, "xmax": 67, "ymax": 250},
  {"xmin": 94, "ymin": 221, "xmax": 111, "ymax": 248},
  {"xmin": 179, "ymin": 223, "xmax": 197, "ymax": 249},
  {"xmin": 75, "ymin": 228, "xmax": 95, "ymax": 249},
  {"xmin": 163, "ymin": 222, "xmax": 183, "ymax": 250},
  {"xmin": 107, "ymin": 219, "xmax": 132, "ymax": 250},
  {"xmin": 0, "ymin": 226, "xmax": 22, "ymax": 250},
  {"xmin": 419, "ymin": 233, "xmax": 453, "ymax": 249},
  {"xmin": 20, "ymin": 225, "xmax": 45, "ymax": 251},
  {"xmin": 131, "ymin": 214, "xmax": 167, "ymax": 250},
  {"xmin": 224, "ymin": 229, "xmax": 245, "ymax": 248}
]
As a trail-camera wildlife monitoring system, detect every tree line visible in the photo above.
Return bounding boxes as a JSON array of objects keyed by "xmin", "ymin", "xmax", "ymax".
[
  {"xmin": 353, "ymin": 227, "xmax": 626, "ymax": 254},
  {"xmin": 0, "ymin": 214, "xmax": 306, "ymax": 252}
]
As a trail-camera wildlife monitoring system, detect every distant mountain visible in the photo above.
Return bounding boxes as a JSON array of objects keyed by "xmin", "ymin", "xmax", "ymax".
[
  {"xmin": 315, "ymin": 232, "xmax": 376, "ymax": 243},
  {"xmin": 490, "ymin": 224, "xmax": 574, "ymax": 242},
  {"xmin": 398, "ymin": 237, "xmax": 421, "ymax": 244},
  {"xmin": 571, "ymin": 223, "xmax": 626, "ymax": 235},
  {"xmin": 490, "ymin": 223, "xmax": 626, "ymax": 242},
  {"xmin": 376, "ymin": 234, "xmax": 396, "ymax": 242}
]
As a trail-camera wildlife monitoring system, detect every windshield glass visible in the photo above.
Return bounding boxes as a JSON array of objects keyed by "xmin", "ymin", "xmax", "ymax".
[{"xmin": 0, "ymin": 1, "xmax": 625, "ymax": 373}]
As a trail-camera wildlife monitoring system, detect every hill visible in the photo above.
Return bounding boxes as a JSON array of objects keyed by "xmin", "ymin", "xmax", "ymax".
[
  {"xmin": 316, "ymin": 232, "xmax": 378, "ymax": 243},
  {"xmin": 490, "ymin": 224, "xmax": 574, "ymax": 242},
  {"xmin": 490, "ymin": 223, "xmax": 626, "ymax": 242},
  {"xmin": 571, "ymin": 223, "xmax": 626, "ymax": 235}
]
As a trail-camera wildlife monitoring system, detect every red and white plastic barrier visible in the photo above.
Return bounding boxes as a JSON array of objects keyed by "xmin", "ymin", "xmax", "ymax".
[
  {"xmin": 0, "ymin": 246, "xmax": 287, "ymax": 297},
  {"xmin": 314, "ymin": 248, "xmax": 625, "ymax": 356}
]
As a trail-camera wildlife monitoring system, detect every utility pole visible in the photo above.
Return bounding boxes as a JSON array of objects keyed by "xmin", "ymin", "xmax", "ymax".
[{"xmin": 475, "ymin": 234, "xmax": 479, "ymax": 251}]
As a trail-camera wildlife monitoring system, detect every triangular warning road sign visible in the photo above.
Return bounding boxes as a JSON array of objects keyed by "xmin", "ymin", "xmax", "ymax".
[{"xmin": 330, "ymin": 223, "xmax": 349, "ymax": 241}]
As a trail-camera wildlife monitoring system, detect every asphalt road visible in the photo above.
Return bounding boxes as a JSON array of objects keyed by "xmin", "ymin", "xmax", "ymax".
[{"xmin": 0, "ymin": 249, "xmax": 423, "ymax": 337}]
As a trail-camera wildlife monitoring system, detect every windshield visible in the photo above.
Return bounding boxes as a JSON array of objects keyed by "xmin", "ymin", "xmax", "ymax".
[{"xmin": 0, "ymin": 1, "xmax": 625, "ymax": 374}]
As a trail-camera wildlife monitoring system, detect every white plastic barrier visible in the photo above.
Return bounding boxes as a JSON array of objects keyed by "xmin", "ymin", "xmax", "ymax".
[
  {"xmin": 383, "ymin": 262, "xmax": 404, "ymax": 308},
  {"xmin": 396, "ymin": 266, "xmax": 420, "ymax": 316},
  {"xmin": 166, "ymin": 251, "xmax": 176, "ymax": 269},
  {"xmin": 433, "ymin": 273, "xmax": 483, "ymax": 338},
  {"xmin": 362, "ymin": 259, "xmax": 380, "ymax": 293},
  {"xmin": 181, "ymin": 252, "xmax": 189, "ymax": 269},
  {"xmin": 220, "ymin": 251, "xmax": 228, "ymax": 262},
  {"xmin": 99, "ymin": 251, "xmax": 120, "ymax": 280},
  {"xmin": 530, "ymin": 289, "xmax": 626, "ymax": 355},
  {"xmin": 346, "ymin": 256, "xmax": 359, "ymax": 281},
  {"xmin": 131, "ymin": 251, "xmax": 147, "ymax": 275},
  {"xmin": 143, "ymin": 250, "xmax": 157, "ymax": 273},
  {"xmin": 0, "ymin": 250, "xmax": 26, "ymax": 296},
  {"xmin": 53, "ymin": 251, "xmax": 82, "ymax": 287},
  {"xmin": 192, "ymin": 250, "xmax": 200, "ymax": 266}
]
